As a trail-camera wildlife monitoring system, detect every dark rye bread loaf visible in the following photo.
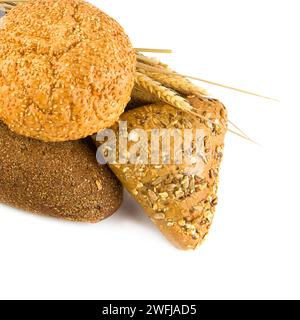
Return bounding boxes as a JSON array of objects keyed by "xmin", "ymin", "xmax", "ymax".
[{"xmin": 0, "ymin": 122, "xmax": 122, "ymax": 222}]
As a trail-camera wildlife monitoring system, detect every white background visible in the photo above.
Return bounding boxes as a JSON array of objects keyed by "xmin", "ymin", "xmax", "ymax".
[{"xmin": 0, "ymin": 0, "xmax": 299, "ymax": 300}]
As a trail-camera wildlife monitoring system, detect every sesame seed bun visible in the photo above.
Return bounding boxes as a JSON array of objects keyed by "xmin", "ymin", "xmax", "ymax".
[{"xmin": 0, "ymin": 0, "xmax": 136, "ymax": 141}]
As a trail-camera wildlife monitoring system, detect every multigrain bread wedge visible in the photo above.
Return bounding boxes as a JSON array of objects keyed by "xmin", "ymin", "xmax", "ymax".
[
  {"xmin": 0, "ymin": 121, "xmax": 122, "ymax": 222},
  {"xmin": 0, "ymin": 0, "xmax": 135, "ymax": 142},
  {"xmin": 95, "ymin": 97, "xmax": 227, "ymax": 249}
]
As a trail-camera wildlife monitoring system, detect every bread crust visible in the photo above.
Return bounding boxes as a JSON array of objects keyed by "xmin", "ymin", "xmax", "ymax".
[{"xmin": 0, "ymin": 0, "xmax": 136, "ymax": 141}]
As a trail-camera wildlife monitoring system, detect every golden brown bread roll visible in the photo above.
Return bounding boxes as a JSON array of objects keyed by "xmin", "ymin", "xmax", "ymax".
[
  {"xmin": 0, "ymin": 0, "xmax": 136, "ymax": 142},
  {"xmin": 95, "ymin": 97, "xmax": 227, "ymax": 249},
  {"xmin": 0, "ymin": 121, "xmax": 122, "ymax": 222}
]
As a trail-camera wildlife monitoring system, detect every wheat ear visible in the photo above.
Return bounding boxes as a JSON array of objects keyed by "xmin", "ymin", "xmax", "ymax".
[
  {"xmin": 136, "ymin": 61, "xmax": 278, "ymax": 102},
  {"xmin": 137, "ymin": 55, "xmax": 207, "ymax": 97},
  {"xmin": 131, "ymin": 86, "xmax": 159, "ymax": 105},
  {"xmin": 137, "ymin": 66, "xmax": 208, "ymax": 97},
  {"xmin": 135, "ymin": 72, "xmax": 196, "ymax": 113}
]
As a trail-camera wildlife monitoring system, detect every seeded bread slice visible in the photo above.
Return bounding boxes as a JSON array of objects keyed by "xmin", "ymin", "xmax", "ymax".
[{"xmin": 95, "ymin": 97, "xmax": 227, "ymax": 249}]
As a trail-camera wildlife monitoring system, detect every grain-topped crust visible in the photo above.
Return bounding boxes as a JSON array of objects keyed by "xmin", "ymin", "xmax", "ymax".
[
  {"xmin": 100, "ymin": 97, "xmax": 227, "ymax": 250},
  {"xmin": 0, "ymin": 0, "xmax": 136, "ymax": 141}
]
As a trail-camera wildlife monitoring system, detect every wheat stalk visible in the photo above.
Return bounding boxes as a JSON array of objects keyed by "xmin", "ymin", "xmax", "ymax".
[
  {"xmin": 136, "ymin": 53, "xmax": 169, "ymax": 68},
  {"xmin": 135, "ymin": 48, "xmax": 172, "ymax": 54}
]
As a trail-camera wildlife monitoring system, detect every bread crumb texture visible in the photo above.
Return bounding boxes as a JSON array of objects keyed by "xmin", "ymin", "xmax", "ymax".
[
  {"xmin": 0, "ymin": 0, "xmax": 136, "ymax": 141},
  {"xmin": 0, "ymin": 121, "xmax": 123, "ymax": 222}
]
